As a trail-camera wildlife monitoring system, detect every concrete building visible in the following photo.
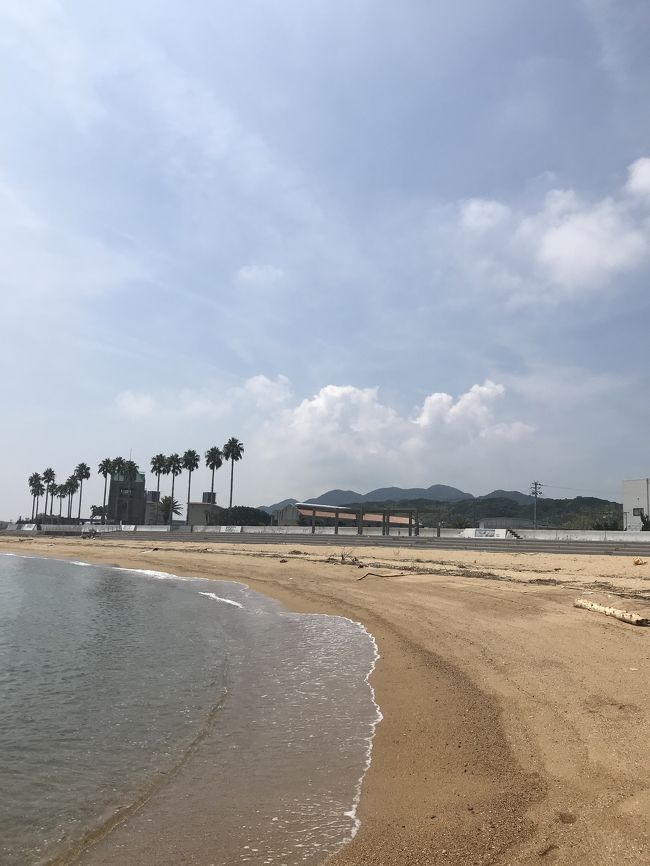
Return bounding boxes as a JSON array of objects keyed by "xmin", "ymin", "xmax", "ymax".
[
  {"xmin": 107, "ymin": 471, "xmax": 146, "ymax": 525},
  {"xmin": 187, "ymin": 501, "xmax": 225, "ymax": 527},
  {"xmin": 622, "ymin": 478, "xmax": 650, "ymax": 530},
  {"xmin": 144, "ymin": 491, "xmax": 162, "ymax": 525}
]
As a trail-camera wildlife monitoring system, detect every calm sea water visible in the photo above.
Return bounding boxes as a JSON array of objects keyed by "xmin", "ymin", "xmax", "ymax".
[{"xmin": 0, "ymin": 554, "xmax": 380, "ymax": 866}]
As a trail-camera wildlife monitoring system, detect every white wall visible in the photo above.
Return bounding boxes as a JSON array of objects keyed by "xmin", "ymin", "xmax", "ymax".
[{"xmin": 622, "ymin": 479, "xmax": 650, "ymax": 531}]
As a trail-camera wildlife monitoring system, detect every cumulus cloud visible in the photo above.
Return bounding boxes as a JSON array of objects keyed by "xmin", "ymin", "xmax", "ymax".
[
  {"xmin": 625, "ymin": 157, "xmax": 650, "ymax": 200},
  {"xmin": 456, "ymin": 157, "xmax": 650, "ymax": 303},
  {"xmin": 243, "ymin": 374, "xmax": 292, "ymax": 409},
  {"xmin": 252, "ymin": 379, "xmax": 533, "ymax": 496},
  {"xmin": 111, "ymin": 375, "xmax": 531, "ymax": 499},
  {"xmin": 460, "ymin": 199, "xmax": 510, "ymax": 231}
]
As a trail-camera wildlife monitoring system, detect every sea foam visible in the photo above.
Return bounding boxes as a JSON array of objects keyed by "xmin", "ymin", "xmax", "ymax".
[{"xmin": 198, "ymin": 591, "xmax": 243, "ymax": 608}]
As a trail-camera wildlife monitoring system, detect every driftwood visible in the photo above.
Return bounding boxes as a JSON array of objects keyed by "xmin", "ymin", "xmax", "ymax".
[
  {"xmin": 357, "ymin": 571, "xmax": 408, "ymax": 582},
  {"xmin": 574, "ymin": 598, "xmax": 650, "ymax": 627}
]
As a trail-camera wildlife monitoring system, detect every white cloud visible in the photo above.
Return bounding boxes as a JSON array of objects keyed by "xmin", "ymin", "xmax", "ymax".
[
  {"xmin": 525, "ymin": 196, "xmax": 648, "ymax": 290},
  {"xmin": 460, "ymin": 198, "xmax": 510, "ymax": 231},
  {"xmin": 456, "ymin": 158, "xmax": 650, "ymax": 303},
  {"xmin": 110, "ymin": 376, "xmax": 531, "ymax": 501},
  {"xmin": 625, "ymin": 157, "xmax": 650, "ymax": 200},
  {"xmin": 251, "ymin": 379, "xmax": 532, "ymax": 496},
  {"xmin": 243, "ymin": 374, "xmax": 292, "ymax": 409},
  {"xmin": 414, "ymin": 380, "xmax": 529, "ymax": 440}
]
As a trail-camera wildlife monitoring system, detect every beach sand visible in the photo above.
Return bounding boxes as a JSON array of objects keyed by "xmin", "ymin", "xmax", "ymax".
[{"xmin": 3, "ymin": 535, "xmax": 650, "ymax": 865}]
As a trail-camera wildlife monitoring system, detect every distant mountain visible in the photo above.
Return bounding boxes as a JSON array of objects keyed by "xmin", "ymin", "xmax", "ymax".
[
  {"xmin": 480, "ymin": 489, "xmax": 533, "ymax": 505},
  {"xmin": 260, "ymin": 484, "xmax": 473, "ymax": 512},
  {"xmin": 257, "ymin": 498, "xmax": 297, "ymax": 515},
  {"xmin": 357, "ymin": 484, "xmax": 473, "ymax": 504},
  {"xmin": 260, "ymin": 486, "xmax": 540, "ymax": 514}
]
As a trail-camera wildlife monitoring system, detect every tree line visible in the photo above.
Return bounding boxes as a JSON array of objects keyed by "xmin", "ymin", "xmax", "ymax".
[{"xmin": 25, "ymin": 438, "xmax": 244, "ymax": 527}]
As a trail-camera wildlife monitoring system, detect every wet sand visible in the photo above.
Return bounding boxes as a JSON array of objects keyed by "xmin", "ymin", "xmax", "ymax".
[{"xmin": 3, "ymin": 535, "xmax": 650, "ymax": 865}]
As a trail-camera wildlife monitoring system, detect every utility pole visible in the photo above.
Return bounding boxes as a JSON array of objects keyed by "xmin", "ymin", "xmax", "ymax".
[{"xmin": 530, "ymin": 480, "xmax": 543, "ymax": 529}]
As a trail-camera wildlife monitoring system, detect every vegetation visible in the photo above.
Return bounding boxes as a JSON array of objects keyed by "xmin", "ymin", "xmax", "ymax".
[
  {"xmin": 205, "ymin": 505, "xmax": 271, "ymax": 526},
  {"xmin": 165, "ymin": 454, "xmax": 183, "ymax": 527},
  {"xmin": 42, "ymin": 468, "xmax": 55, "ymax": 516},
  {"xmin": 204, "ymin": 446, "xmax": 224, "ymax": 502},
  {"xmin": 90, "ymin": 505, "xmax": 107, "ymax": 520},
  {"xmin": 160, "ymin": 496, "xmax": 182, "ymax": 523},
  {"xmin": 22, "ymin": 436, "xmax": 246, "ymax": 525},
  {"xmin": 98, "ymin": 458, "xmax": 113, "ymax": 524},
  {"xmin": 343, "ymin": 495, "xmax": 624, "ymax": 530},
  {"xmin": 223, "ymin": 438, "xmax": 245, "ymax": 510},
  {"xmin": 74, "ymin": 463, "xmax": 91, "ymax": 522},
  {"xmin": 181, "ymin": 449, "xmax": 200, "ymax": 524}
]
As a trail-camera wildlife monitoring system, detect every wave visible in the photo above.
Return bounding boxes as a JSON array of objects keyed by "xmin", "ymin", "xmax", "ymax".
[{"xmin": 198, "ymin": 591, "xmax": 243, "ymax": 609}]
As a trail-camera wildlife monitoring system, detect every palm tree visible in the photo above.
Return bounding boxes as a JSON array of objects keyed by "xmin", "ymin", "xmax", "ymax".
[
  {"xmin": 42, "ymin": 468, "xmax": 55, "ymax": 517},
  {"xmin": 66, "ymin": 476, "xmax": 79, "ymax": 519},
  {"xmin": 204, "ymin": 446, "xmax": 223, "ymax": 504},
  {"xmin": 28, "ymin": 472, "xmax": 42, "ymax": 520},
  {"xmin": 56, "ymin": 484, "xmax": 66, "ymax": 518},
  {"xmin": 110, "ymin": 457, "xmax": 126, "ymax": 522},
  {"xmin": 223, "ymin": 437, "xmax": 245, "ymax": 510},
  {"xmin": 150, "ymin": 453, "xmax": 167, "ymax": 523},
  {"xmin": 75, "ymin": 463, "xmax": 91, "ymax": 523},
  {"xmin": 98, "ymin": 458, "xmax": 113, "ymax": 524},
  {"xmin": 90, "ymin": 505, "xmax": 106, "ymax": 521},
  {"xmin": 122, "ymin": 460, "xmax": 139, "ymax": 482},
  {"xmin": 160, "ymin": 496, "xmax": 182, "ymax": 524},
  {"xmin": 165, "ymin": 454, "xmax": 183, "ymax": 527},
  {"xmin": 33, "ymin": 478, "xmax": 45, "ymax": 520},
  {"xmin": 181, "ymin": 449, "xmax": 200, "ymax": 524}
]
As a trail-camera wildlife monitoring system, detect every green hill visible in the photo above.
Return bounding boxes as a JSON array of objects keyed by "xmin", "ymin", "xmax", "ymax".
[{"xmin": 350, "ymin": 495, "xmax": 622, "ymax": 530}]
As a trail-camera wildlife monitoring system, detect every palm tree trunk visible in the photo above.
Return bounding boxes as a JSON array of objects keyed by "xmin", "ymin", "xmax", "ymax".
[
  {"xmin": 186, "ymin": 471, "xmax": 192, "ymax": 525},
  {"xmin": 229, "ymin": 460, "xmax": 234, "ymax": 509},
  {"xmin": 77, "ymin": 481, "xmax": 83, "ymax": 523},
  {"xmin": 50, "ymin": 491, "xmax": 54, "ymax": 517},
  {"xmin": 170, "ymin": 475, "xmax": 176, "ymax": 528},
  {"xmin": 211, "ymin": 467, "xmax": 215, "ymax": 499},
  {"xmin": 59, "ymin": 497, "xmax": 63, "ymax": 518},
  {"xmin": 35, "ymin": 495, "xmax": 40, "ymax": 518},
  {"xmin": 44, "ymin": 489, "xmax": 49, "ymax": 517},
  {"xmin": 31, "ymin": 496, "xmax": 36, "ymax": 520},
  {"xmin": 102, "ymin": 475, "xmax": 108, "ymax": 524}
]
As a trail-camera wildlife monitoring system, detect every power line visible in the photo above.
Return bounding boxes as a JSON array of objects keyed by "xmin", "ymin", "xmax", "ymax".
[
  {"xmin": 542, "ymin": 483, "xmax": 620, "ymax": 497},
  {"xmin": 530, "ymin": 480, "xmax": 542, "ymax": 530}
]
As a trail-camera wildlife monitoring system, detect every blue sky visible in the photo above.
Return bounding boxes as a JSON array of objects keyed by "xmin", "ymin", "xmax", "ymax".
[{"xmin": 2, "ymin": 0, "xmax": 650, "ymax": 517}]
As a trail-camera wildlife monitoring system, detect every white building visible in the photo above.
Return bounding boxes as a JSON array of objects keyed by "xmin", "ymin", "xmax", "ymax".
[{"xmin": 622, "ymin": 478, "xmax": 650, "ymax": 530}]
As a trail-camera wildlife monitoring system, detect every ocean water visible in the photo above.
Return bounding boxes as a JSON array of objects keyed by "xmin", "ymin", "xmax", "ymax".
[{"xmin": 0, "ymin": 554, "xmax": 380, "ymax": 866}]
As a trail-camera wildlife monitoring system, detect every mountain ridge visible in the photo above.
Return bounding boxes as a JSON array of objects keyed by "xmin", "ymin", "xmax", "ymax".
[{"xmin": 258, "ymin": 484, "xmax": 534, "ymax": 513}]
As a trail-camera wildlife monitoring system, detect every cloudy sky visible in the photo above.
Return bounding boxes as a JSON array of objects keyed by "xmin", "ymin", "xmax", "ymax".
[{"xmin": 2, "ymin": 0, "xmax": 650, "ymax": 518}]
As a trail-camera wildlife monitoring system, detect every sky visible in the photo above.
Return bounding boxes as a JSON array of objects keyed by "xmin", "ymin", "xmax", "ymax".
[{"xmin": 2, "ymin": 0, "xmax": 650, "ymax": 518}]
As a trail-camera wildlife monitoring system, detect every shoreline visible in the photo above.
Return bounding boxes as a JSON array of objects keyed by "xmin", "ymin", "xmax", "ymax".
[{"xmin": 2, "ymin": 536, "xmax": 650, "ymax": 864}]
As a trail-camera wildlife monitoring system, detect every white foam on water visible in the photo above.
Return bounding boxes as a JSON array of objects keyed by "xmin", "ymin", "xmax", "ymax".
[
  {"xmin": 333, "ymin": 617, "xmax": 383, "ymax": 845},
  {"xmin": 114, "ymin": 566, "xmax": 193, "ymax": 581},
  {"xmin": 198, "ymin": 591, "xmax": 243, "ymax": 609}
]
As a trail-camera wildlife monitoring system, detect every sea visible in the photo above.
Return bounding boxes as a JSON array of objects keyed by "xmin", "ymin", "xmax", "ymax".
[{"xmin": 0, "ymin": 553, "xmax": 381, "ymax": 866}]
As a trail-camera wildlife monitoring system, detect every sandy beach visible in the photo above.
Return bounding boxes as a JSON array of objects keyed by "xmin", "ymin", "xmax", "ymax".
[{"xmin": 3, "ymin": 535, "xmax": 650, "ymax": 865}]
